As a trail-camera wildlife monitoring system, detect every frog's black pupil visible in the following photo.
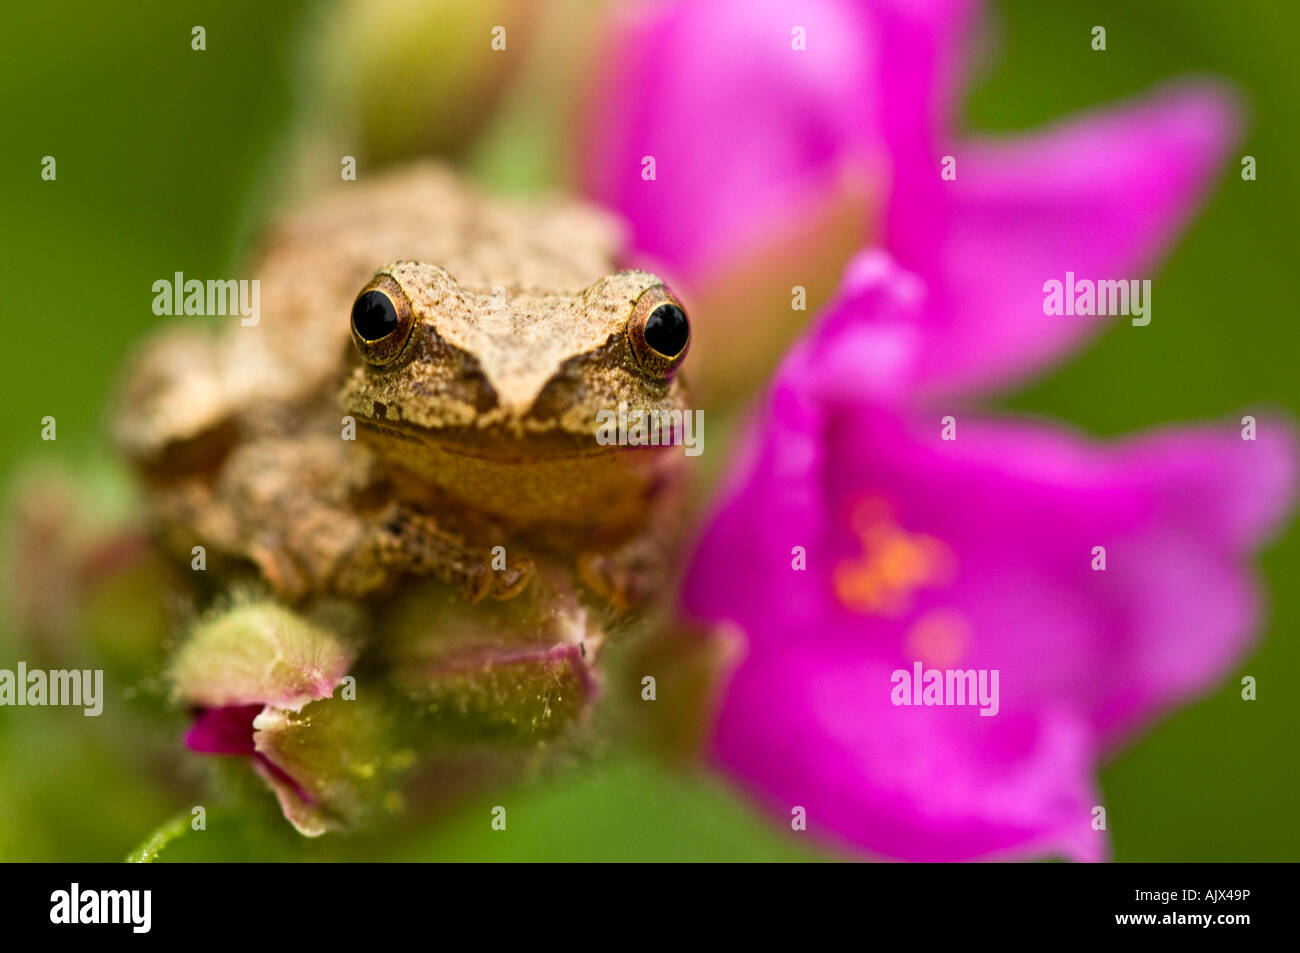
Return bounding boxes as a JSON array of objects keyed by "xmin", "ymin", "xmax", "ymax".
[
  {"xmin": 352, "ymin": 290, "xmax": 399, "ymax": 341},
  {"xmin": 643, "ymin": 303, "xmax": 689, "ymax": 356}
]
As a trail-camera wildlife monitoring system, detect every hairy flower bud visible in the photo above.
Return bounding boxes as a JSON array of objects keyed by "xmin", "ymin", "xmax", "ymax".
[
  {"xmin": 381, "ymin": 569, "xmax": 602, "ymax": 744},
  {"xmin": 171, "ymin": 598, "xmax": 412, "ymax": 835}
]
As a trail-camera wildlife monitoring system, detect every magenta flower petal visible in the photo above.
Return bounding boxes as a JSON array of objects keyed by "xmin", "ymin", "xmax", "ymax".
[
  {"xmin": 184, "ymin": 704, "xmax": 321, "ymax": 816},
  {"xmin": 580, "ymin": 3, "xmax": 1238, "ymax": 402},
  {"xmin": 184, "ymin": 705, "xmax": 263, "ymax": 756},
  {"xmin": 580, "ymin": 0, "xmax": 976, "ymax": 282},
  {"xmin": 823, "ymin": 410, "xmax": 1297, "ymax": 746},
  {"xmin": 1075, "ymin": 421, "xmax": 1298, "ymax": 741},
  {"xmin": 890, "ymin": 82, "xmax": 1242, "ymax": 396},
  {"xmin": 582, "ymin": 0, "xmax": 878, "ymax": 279},
  {"xmin": 714, "ymin": 646, "xmax": 1105, "ymax": 862},
  {"xmin": 682, "ymin": 254, "xmax": 1297, "ymax": 860}
]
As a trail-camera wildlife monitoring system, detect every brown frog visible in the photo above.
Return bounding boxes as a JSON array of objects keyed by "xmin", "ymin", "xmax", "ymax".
[{"xmin": 114, "ymin": 163, "xmax": 692, "ymax": 611}]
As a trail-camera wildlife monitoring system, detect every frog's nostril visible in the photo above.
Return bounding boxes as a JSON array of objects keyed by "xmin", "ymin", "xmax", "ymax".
[{"xmin": 471, "ymin": 374, "xmax": 499, "ymax": 414}]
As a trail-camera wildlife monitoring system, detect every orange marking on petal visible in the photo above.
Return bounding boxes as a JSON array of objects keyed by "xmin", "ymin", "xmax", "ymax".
[
  {"xmin": 905, "ymin": 609, "xmax": 970, "ymax": 668},
  {"xmin": 833, "ymin": 499, "xmax": 956, "ymax": 616}
]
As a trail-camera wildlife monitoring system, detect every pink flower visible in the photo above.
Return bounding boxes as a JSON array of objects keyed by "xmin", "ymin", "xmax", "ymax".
[
  {"xmin": 583, "ymin": 0, "xmax": 1287, "ymax": 859},
  {"xmin": 680, "ymin": 254, "xmax": 1297, "ymax": 860},
  {"xmin": 579, "ymin": 0, "xmax": 1239, "ymax": 398}
]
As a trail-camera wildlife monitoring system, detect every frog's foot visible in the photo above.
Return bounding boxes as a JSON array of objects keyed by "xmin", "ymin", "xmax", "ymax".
[
  {"xmin": 578, "ymin": 536, "xmax": 667, "ymax": 611},
  {"xmin": 369, "ymin": 505, "xmax": 534, "ymax": 603},
  {"xmin": 246, "ymin": 538, "xmax": 312, "ymax": 602}
]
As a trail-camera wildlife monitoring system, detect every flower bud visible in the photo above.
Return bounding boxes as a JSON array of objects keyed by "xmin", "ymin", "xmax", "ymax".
[
  {"xmin": 170, "ymin": 600, "xmax": 356, "ymax": 711},
  {"xmin": 172, "ymin": 599, "xmax": 410, "ymax": 835},
  {"xmin": 298, "ymin": 0, "xmax": 539, "ymax": 172},
  {"xmin": 381, "ymin": 568, "xmax": 601, "ymax": 744}
]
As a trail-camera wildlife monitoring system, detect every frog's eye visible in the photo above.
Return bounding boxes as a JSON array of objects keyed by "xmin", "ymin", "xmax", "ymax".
[
  {"xmin": 351, "ymin": 276, "xmax": 414, "ymax": 366},
  {"xmin": 628, "ymin": 286, "xmax": 690, "ymax": 378}
]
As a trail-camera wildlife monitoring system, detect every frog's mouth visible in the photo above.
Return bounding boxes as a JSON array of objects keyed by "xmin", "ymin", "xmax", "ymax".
[
  {"xmin": 354, "ymin": 410, "xmax": 685, "ymax": 531},
  {"xmin": 355, "ymin": 412, "xmax": 685, "ymax": 463}
]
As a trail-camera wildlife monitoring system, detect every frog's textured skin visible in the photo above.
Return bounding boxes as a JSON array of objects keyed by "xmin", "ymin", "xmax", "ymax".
[{"xmin": 114, "ymin": 163, "xmax": 690, "ymax": 608}]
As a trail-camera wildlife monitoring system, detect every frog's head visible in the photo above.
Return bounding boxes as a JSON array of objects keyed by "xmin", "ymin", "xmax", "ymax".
[{"xmin": 338, "ymin": 261, "xmax": 692, "ymax": 526}]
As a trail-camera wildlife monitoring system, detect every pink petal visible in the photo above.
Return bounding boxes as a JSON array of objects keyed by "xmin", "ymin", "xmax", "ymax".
[
  {"xmin": 888, "ymin": 82, "xmax": 1242, "ymax": 396},
  {"xmin": 713, "ymin": 644, "xmax": 1106, "ymax": 861},
  {"xmin": 184, "ymin": 705, "xmax": 262, "ymax": 755},
  {"xmin": 579, "ymin": 0, "xmax": 976, "ymax": 283},
  {"xmin": 824, "ymin": 410, "xmax": 1298, "ymax": 745}
]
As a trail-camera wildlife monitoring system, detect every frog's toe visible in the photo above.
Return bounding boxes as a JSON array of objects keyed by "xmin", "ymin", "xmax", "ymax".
[
  {"xmin": 247, "ymin": 539, "xmax": 309, "ymax": 602},
  {"xmin": 578, "ymin": 552, "xmax": 645, "ymax": 610},
  {"xmin": 456, "ymin": 564, "xmax": 494, "ymax": 603},
  {"xmin": 489, "ymin": 555, "xmax": 534, "ymax": 600}
]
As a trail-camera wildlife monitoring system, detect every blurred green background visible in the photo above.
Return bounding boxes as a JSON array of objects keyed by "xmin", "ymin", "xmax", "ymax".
[{"xmin": 0, "ymin": 0, "xmax": 1296, "ymax": 861}]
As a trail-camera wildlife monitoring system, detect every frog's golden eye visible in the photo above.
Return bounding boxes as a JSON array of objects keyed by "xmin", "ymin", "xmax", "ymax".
[
  {"xmin": 351, "ymin": 276, "xmax": 414, "ymax": 366},
  {"xmin": 628, "ymin": 286, "xmax": 690, "ymax": 378}
]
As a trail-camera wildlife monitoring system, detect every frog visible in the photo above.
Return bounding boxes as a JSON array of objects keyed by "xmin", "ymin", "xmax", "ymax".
[{"xmin": 114, "ymin": 162, "xmax": 693, "ymax": 612}]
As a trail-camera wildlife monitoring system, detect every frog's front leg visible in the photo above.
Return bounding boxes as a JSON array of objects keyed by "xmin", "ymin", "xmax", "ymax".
[
  {"xmin": 577, "ymin": 527, "xmax": 675, "ymax": 611},
  {"xmin": 350, "ymin": 503, "xmax": 534, "ymax": 603}
]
